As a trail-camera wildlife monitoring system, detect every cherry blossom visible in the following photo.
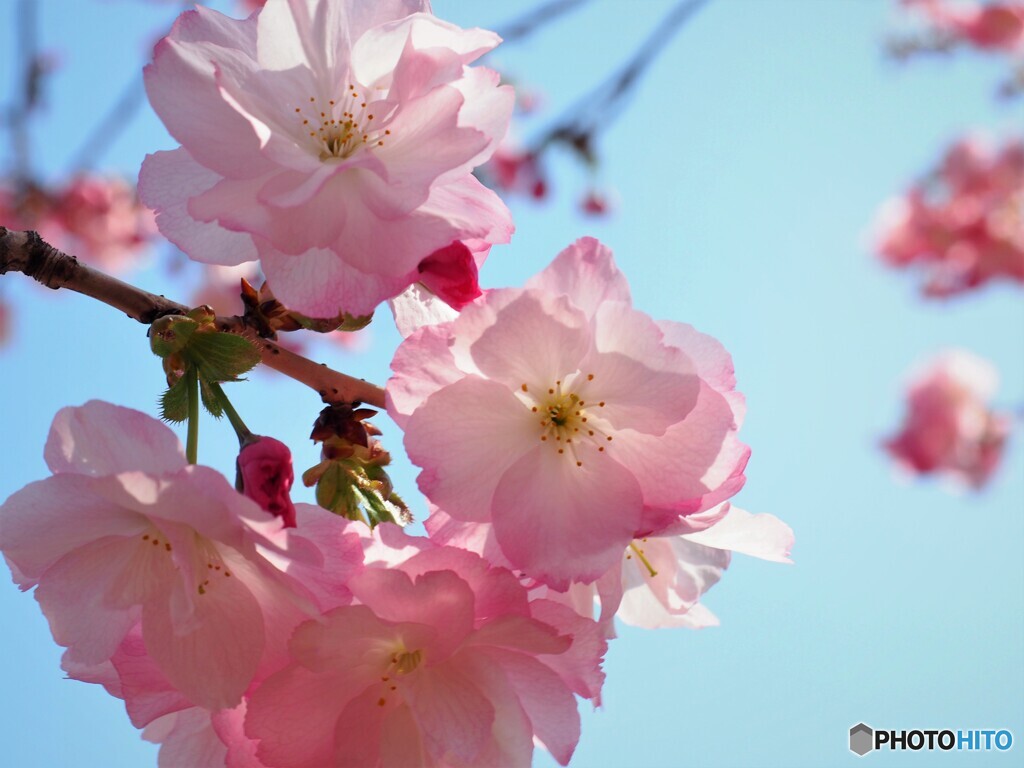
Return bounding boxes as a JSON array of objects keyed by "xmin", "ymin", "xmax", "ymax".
[
  {"xmin": 0, "ymin": 401, "xmax": 316, "ymax": 711},
  {"xmin": 874, "ymin": 136, "xmax": 1024, "ymax": 296},
  {"xmin": 389, "ymin": 238, "xmax": 749, "ymax": 589},
  {"xmin": 428, "ymin": 503, "xmax": 793, "ymax": 634},
  {"xmin": 902, "ymin": 0, "xmax": 1024, "ymax": 52},
  {"xmin": 139, "ymin": 0, "xmax": 514, "ymax": 320},
  {"xmin": 245, "ymin": 525, "xmax": 604, "ymax": 768},
  {"xmin": 1, "ymin": 176, "xmax": 154, "ymax": 272},
  {"xmin": 885, "ymin": 350, "xmax": 1011, "ymax": 488}
]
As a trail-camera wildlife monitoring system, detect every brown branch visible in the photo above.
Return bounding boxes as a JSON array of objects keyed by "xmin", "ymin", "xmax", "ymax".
[{"xmin": 0, "ymin": 226, "xmax": 386, "ymax": 409}]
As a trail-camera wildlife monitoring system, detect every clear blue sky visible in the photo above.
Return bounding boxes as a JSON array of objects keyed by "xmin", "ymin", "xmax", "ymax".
[{"xmin": 1, "ymin": 1, "xmax": 1022, "ymax": 766}]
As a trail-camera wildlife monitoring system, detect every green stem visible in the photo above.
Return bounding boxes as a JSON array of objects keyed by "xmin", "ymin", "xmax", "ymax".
[
  {"xmin": 186, "ymin": 365, "xmax": 199, "ymax": 465},
  {"xmin": 207, "ymin": 380, "xmax": 253, "ymax": 445}
]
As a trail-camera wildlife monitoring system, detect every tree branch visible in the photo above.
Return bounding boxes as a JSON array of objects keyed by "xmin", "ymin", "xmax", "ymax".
[{"xmin": 0, "ymin": 226, "xmax": 386, "ymax": 409}]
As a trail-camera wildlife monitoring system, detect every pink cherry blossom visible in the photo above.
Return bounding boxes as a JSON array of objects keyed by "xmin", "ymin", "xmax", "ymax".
[
  {"xmin": 885, "ymin": 350, "xmax": 1011, "ymax": 488},
  {"xmin": 0, "ymin": 401, "xmax": 316, "ymax": 711},
  {"xmin": 48, "ymin": 176, "xmax": 156, "ymax": 272},
  {"xmin": 482, "ymin": 146, "xmax": 548, "ymax": 199},
  {"xmin": 2, "ymin": 176, "xmax": 154, "ymax": 272},
  {"xmin": 902, "ymin": 0, "xmax": 1024, "ymax": 52},
  {"xmin": 874, "ymin": 136, "xmax": 1024, "ymax": 296},
  {"xmin": 389, "ymin": 237, "xmax": 749, "ymax": 589},
  {"xmin": 139, "ymin": 0, "xmax": 514, "ymax": 320},
  {"xmin": 428, "ymin": 503, "xmax": 793, "ymax": 634},
  {"xmin": 245, "ymin": 525, "xmax": 604, "ymax": 767},
  {"xmin": 237, "ymin": 436, "xmax": 297, "ymax": 527}
]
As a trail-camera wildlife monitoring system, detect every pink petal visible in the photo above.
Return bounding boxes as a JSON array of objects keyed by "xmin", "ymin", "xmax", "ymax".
[
  {"xmin": 469, "ymin": 291, "xmax": 591, "ymax": 390},
  {"xmin": 526, "ymin": 237, "xmax": 631, "ymax": 317},
  {"xmin": 682, "ymin": 506, "xmax": 795, "ymax": 563},
  {"xmin": 142, "ymin": 708, "xmax": 227, "ymax": 768},
  {"xmin": 142, "ymin": 566, "xmax": 265, "ymax": 711},
  {"xmin": 491, "ymin": 446, "xmax": 642, "ymax": 589},
  {"xmin": 529, "ymin": 598, "xmax": 607, "ymax": 702},
  {"xmin": 388, "ymin": 283, "xmax": 459, "ymax": 339},
  {"xmin": 484, "ymin": 648, "xmax": 581, "ymax": 766},
  {"xmin": 248, "ymin": 665, "xmax": 352, "ymax": 768},
  {"xmin": 402, "ymin": 659, "xmax": 494, "ymax": 763},
  {"xmin": 348, "ymin": 569, "xmax": 475, "ymax": 659},
  {"xmin": 144, "ymin": 9, "xmax": 271, "ymax": 180},
  {"xmin": 406, "ymin": 376, "xmax": 538, "ymax": 522},
  {"xmin": 0, "ymin": 473, "xmax": 148, "ymax": 584},
  {"xmin": 34, "ymin": 536, "xmax": 142, "ymax": 665},
  {"xmin": 45, "ymin": 400, "xmax": 187, "ymax": 477},
  {"xmin": 138, "ymin": 149, "xmax": 258, "ymax": 267}
]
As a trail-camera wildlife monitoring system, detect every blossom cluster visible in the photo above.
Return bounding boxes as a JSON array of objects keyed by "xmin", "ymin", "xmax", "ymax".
[
  {"xmin": 1, "ymin": 0, "xmax": 792, "ymax": 764},
  {"xmin": 885, "ymin": 350, "xmax": 1010, "ymax": 488},
  {"xmin": 874, "ymin": 136, "xmax": 1024, "ymax": 297},
  {"xmin": 1, "ymin": 175, "xmax": 155, "ymax": 272}
]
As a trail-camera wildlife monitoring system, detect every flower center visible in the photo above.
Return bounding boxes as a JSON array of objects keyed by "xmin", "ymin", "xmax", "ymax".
[
  {"xmin": 375, "ymin": 646, "xmax": 424, "ymax": 708},
  {"xmin": 520, "ymin": 374, "xmax": 613, "ymax": 468},
  {"xmin": 294, "ymin": 84, "xmax": 392, "ymax": 162}
]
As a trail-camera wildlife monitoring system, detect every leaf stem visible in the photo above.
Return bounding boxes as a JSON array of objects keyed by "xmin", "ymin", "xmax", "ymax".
[
  {"xmin": 186, "ymin": 366, "xmax": 199, "ymax": 464},
  {"xmin": 208, "ymin": 380, "xmax": 254, "ymax": 445}
]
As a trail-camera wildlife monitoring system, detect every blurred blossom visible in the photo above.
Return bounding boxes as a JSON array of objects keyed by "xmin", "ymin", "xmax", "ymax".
[
  {"xmin": 0, "ymin": 300, "xmax": 10, "ymax": 348},
  {"xmin": 1, "ymin": 177, "xmax": 154, "ymax": 273},
  {"xmin": 874, "ymin": 136, "xmax": 1024, "ymax": 296},
  {"xmin": 885, "ymin": 350, "xmax": 1011, "ymax": 489},
  {"xmin": 581, "ymin": 188, "xmax": 614, "ymax": 217},
  {"xmin": 901, "ymin": 0, "xmax": 1024, "ymax": 52},
  {"xmin": 48, "ymin": 176, "xmax": 156, "ymax": 272},
  {"xmin": 481, "ymin": 146, "xmax": 549, "ymax": 200},
  {"xmin": 191, "ymin": 264, "xmax": 260, "ymax": 315}
]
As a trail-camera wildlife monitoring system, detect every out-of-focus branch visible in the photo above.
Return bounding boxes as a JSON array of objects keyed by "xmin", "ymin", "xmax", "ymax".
[
  {"xmin": 496, "ymin": 0, "xmax": 592, "ymax": 44},
  {"xmin": 10, "ymin": 0, "xmax": 40, "ymax": 181},
  {"xmin": 67, "ymin": 76, "xmax": 146, "ymax": 174},
  {"xmin": 531, "ymin": 0, "xmax": 712, "ymax": 155},
  {"xmin": 0, "ymin": 226, "xmax": 386, "ymax": 408}
]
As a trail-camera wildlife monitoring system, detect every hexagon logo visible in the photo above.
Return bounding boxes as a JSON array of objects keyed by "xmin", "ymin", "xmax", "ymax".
[{"xmin": 850, "ymin": 723, "xmax": 874, "ymax": 756}]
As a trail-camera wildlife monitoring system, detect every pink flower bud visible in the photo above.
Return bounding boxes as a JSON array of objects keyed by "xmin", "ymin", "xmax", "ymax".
[
  {"xmin": 237, "ymin": 437, "xmax": 297, "ymax": 527},
  {"xmin": 417, "ymin": 241, "xmax": 483, "ymax": 310}
]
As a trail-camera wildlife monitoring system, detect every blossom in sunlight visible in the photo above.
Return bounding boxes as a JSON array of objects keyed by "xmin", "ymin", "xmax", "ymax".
[
  {"xmin": 245, "ymin": 524, "xmax": 605, "ymax": 768},
  {"xmin": 885, "ymin": 350, "xmax": 1011, "ymax": 488},
  {"xmin": 140, "ymin": 0, "xmax": 514, "ymax": 320},
  {"xmin": 874, "ymin": 136, "xmax": 1024, "ymax": 296},
  {"xmin": 389, "ymin": 238, "xmax": 750, "ymax": 589},
  {"xmin": 237, "ymin": 436, "xmax": 297, "ymax": 527},
  {"xmin": 0, "ymin": 401, "xmax": 316, "ymax": 711},
  {"xmin": 428, "ymin": 503, "xmax": 793, "ymax": 634}
]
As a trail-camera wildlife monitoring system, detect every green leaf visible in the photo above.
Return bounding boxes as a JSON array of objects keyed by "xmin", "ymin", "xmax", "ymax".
[
  {"xmin": 189, "ymin": 331, "xmax": 261, "ymax": 383},
  {"xmin": 199, "ymin": 377, "xmax": 224, "ymax": 418},
  {"xmin": 159, "ymin": 372, "xmax": 191, "ymax": 423}
]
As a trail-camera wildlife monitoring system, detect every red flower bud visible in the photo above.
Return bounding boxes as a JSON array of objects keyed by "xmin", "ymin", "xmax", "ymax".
[{"xmin": 237, "ymin": 437, "xmax": 297, "ymax": 527}]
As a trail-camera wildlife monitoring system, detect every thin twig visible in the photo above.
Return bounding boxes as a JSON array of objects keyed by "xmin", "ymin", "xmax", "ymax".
[
  {"xmin": 66, "ymin": 75, "xmax": 146, "ymax": 174},
  {"xmin": 496, "ymin": 0, "xmax": 592, "ymax": 44},
  {"xmin": 10, "ymin": 0, "xmax": 40, "ymax": 181},
  {"xmin": 531, "ymin": 0, "xmax": 712, "ymax": 153},
  {"xmin": 0, "ymin": 226, "xmax": 386, "ymax": 409}
]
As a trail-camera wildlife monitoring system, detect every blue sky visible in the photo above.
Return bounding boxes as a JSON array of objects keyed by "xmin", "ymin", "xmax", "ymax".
[{"xmin": 1, "ymin": 1, "xmax": 1022, "ymax": 766}]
